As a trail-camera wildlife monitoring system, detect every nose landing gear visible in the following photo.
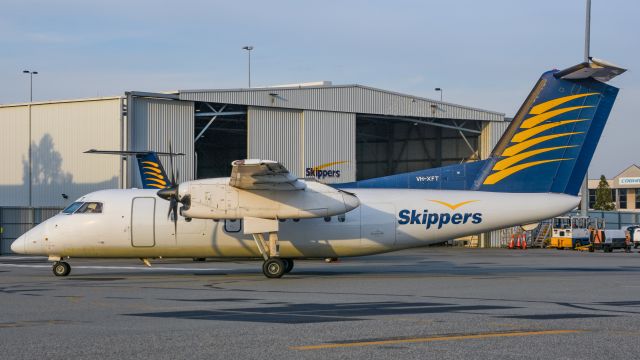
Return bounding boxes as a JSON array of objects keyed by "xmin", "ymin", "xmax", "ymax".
[{"xmin": 52, "ymin": 261, "xmax": 71, "ymax": 277}]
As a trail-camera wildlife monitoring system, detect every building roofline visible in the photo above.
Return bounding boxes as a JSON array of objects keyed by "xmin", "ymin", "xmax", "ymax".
[
  {"xmin": 611, "ymin": 164, "xmax": 640, "ymax": 180},
  {"xmin": 0, "ymin": 96, "xmax": 123, "ymax": 108},
  {"xmin": 179, "ymin": 83, "xmax": 505, "ymax": 117}
]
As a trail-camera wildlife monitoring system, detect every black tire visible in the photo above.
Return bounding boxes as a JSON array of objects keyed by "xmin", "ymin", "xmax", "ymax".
[
  {"xmin": 282, "ymin": 259, "xmax": 294, "ymax": 273},
  {"xmin": 262, "ymin": 258, "xmax": 285, "ymax": 278},
  {"xmin": 52, "ymin": 262, "xmax": 71, "ymax": 277}
]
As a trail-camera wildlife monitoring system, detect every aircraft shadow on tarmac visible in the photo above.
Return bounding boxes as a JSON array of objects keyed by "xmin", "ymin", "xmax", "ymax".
[{"xmin": 127, "ymin": 301, "xmax": 519, "ymax": 324}]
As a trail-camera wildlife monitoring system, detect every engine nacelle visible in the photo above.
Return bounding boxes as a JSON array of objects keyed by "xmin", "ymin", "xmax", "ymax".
[{"xmin": 177, "ymin": 178, "xmax": 359, "ymax": 220}]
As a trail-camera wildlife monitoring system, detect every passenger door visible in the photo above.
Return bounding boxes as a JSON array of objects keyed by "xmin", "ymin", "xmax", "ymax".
[{"xmin": 131, "ymin": 197, "xmax": 156, "ymax": 247}]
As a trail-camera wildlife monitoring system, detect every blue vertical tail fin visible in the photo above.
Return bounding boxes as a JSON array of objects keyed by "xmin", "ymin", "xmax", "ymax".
[
  {"xmin": 476, "ymin": 60, "xmax": 625, "ymax": 195},
  {"xmin": 136, "ymin": 152, "xmax": 171, "ymax": 189}
]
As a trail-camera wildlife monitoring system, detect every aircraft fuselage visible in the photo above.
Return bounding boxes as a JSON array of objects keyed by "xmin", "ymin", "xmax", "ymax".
[{"xmin": 13, "ymin": 188, "xmax": 579, "ymax": 259}]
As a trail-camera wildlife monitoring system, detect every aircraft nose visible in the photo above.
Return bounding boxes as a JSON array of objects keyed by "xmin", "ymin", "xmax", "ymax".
[
  {"xmin": 11, "ymin": 234, "xmax": 26, "ymax": 254},
  {"xmin": 342, "ymin": 192, "xmax": 360, "ymax": 212}
]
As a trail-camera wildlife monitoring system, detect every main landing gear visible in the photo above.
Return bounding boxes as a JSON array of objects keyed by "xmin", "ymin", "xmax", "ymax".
[
  {"xmin": 52, "ymin": 261, "xmax": 71, "ymax": 277},
  {"xmin": 261, "ymin": 258, "xmax": 295, "ymax": 278},
  {"xmin": 251, "ymin": 230, "xmax": 295, "ymax": 278}
]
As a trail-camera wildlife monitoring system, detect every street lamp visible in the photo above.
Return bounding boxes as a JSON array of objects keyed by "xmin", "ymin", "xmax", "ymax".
[
  {"xmin": 242, "ymin": 46, "xmax": 254, "ymax": 88},
  {"xmin": 434, "ymin": 87, "xmax": 443, "ymax": 102},
  {"xmin": 22, "ymin": 70, "xmax": 38, "ymax": 102}
]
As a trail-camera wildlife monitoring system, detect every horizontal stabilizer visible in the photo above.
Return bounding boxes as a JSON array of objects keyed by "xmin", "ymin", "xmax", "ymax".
[
  {"xmin": 554, "ymin": 58, "xmax": 626, "ymax": 82},
  {"xmin": 229, "ymin": 159, "xmax": 306, "ymax": 191},
  {"xmin": 84, "ymin": 149, "xmax": 185, "ymax": 156}
]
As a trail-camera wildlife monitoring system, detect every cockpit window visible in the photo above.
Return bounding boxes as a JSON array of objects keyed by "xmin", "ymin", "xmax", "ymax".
[
  {"xmin": 62, "ymin": 202, "xmax": 84, "ymax": 214},
  {"xmin": 77, "ymin": 202, "xmax": 103, "ymax": 214}
]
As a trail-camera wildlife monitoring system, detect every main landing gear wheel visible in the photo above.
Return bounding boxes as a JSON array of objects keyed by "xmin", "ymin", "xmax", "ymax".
[
  {"xmin": 262, "ymin": 258, "xmax": 285, "ymax": 278},
  {"xmin": 52, "ymin": 262, "xmax": 71, "ymax": 277},
  {"xmin": 282, "ymin": 258, "xmax": 294, "ymax": 274}
]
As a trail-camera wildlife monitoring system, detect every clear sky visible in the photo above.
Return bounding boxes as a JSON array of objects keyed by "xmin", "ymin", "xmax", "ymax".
[{"xmin": 1, "ymin": 0, "xmax": 637, "ymax": 178}]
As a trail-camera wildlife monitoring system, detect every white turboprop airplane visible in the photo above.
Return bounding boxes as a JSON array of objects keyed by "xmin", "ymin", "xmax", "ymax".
[{"xmin": 11, "ymin": 59, "xmax": 625, "ymax": 278}]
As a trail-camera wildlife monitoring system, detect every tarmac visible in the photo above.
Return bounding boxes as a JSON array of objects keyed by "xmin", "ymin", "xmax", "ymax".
[{"xmin": 1, "ymin": 247, "xmax": 640, "ymax": 359}]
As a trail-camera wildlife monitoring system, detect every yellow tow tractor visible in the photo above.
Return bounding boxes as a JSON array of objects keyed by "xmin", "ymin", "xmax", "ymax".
[{"xmin": 548, "ymin": 216, "xmax": 604, "ymax": 250}]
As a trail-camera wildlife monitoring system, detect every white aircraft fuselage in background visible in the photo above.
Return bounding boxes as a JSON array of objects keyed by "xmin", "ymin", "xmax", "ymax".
[{"xmin": 12, "ymin": 187, "xmax": 578, "ymax": 259}]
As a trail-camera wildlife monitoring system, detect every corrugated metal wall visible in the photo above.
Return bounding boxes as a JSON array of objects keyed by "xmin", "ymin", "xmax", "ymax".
[
  {"xmin": 479, "ymin": 120, "xmax": 510, "ymax": 160},
  {"xmin": 0, "ymin": 106, "xmax": 29, "ymax": 206},
  {"xmin": 129, "ymin": 97, "xmax": 195, "ymax": 187},
  {"xmin": 0, "ymin": 98, "xmax": 122, "ymax": 207},
  {"xmin": 180, "ymin": 85, "xmax": 504, "ymax": 122},
  {"xmin": 247, "ymin": 107, "xmax": 356, "ymax": 181},
  {"xmin": 303, "ymin": 110, "xmax": 356, "ymax": 183},
  {"xmin": 248, "ymin": 107, "xmax": 303, "ymax": 176},
  {"xmin": 31, "ymin": 99, "xmax": 122, "ymax": 206}
]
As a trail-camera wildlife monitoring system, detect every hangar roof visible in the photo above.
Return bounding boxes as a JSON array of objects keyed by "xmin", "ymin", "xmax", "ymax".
[{"xmin": 178, "ymin": 84, "xmax": 505, "ymax": 122}]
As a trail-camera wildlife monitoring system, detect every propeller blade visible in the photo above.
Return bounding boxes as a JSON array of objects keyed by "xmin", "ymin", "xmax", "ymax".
[{"xmin": 168, "ymin": 141, "xmax": 176, "ymax": 186}]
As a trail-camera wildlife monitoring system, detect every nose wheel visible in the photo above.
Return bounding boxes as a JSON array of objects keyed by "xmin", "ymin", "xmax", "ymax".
[{"xmin": 52, "ymin": 261, "xmax": 71, "ymax": 277}]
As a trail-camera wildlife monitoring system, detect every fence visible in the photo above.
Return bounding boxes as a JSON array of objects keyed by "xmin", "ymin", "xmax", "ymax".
[
  {"xmin": 570, "ymin": 210, "xmax": 640, "ymax": 230},
  {"xmin": 0, "ymin": 207, "xmax": 62, "ymax": 255},
  {"xmin": 486, "ymin": 210, "xmax": 640, "ymax": 248}
]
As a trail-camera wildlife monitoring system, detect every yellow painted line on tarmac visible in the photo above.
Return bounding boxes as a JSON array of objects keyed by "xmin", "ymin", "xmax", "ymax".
[{"xmin": 290, "ymin": 329, "xmax": 583, "ymax": 351}]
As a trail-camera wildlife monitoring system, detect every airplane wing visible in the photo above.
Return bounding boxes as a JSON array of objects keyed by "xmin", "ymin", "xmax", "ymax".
[{"xmin": 229, "ymin": 159, "xmax": 306, "ymax": 190}]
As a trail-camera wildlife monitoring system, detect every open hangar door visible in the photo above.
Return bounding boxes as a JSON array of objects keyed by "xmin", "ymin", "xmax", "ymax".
[
  {"xmin": 356, "ymin": 115, "xmax": 481, "ymax": 180},
  {"xmin": 194, "ymin": 102, "xmax": 247, "ymax": 179}
]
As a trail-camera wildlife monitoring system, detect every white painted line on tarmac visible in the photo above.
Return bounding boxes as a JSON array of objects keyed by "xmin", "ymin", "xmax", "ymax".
[{"xmin": 0, "ymin": 263, "xmax": 226, "ymax": 271}]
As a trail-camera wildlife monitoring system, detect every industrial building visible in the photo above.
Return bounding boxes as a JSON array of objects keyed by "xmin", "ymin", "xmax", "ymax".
[
  {"xmin": 588, "ymin": 164, "xmax": 640, "ymax": 211},
  {"xmin": 0, "ymin": 82, "xmax": 508, "ymax": 254}
]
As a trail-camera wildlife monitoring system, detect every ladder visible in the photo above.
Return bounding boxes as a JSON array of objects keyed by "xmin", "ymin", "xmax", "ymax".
[{"xmin": 532, "ymin": 221, "xmax": 552, "ymax": 248}]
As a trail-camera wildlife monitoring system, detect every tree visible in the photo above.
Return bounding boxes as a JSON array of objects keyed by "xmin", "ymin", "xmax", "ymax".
[{"xmin": 594, "ymin": 175, "xmax": 615, "ymax": 211}]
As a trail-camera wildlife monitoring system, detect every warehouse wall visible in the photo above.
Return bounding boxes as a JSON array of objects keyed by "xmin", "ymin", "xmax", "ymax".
[
  {"xmin": 479, "ymin": 120, "xmax": 510, "ymax": 160},
  {"xmin": 248, "ymin": 107, "xmax": 356, "ymax": 182},
  {"xmin": 0, "ymin": 106, "xmax": 29, "ymax": 206},
  {"xmin": 303, "ymin": 110, "xmax": 356, "ymax": 183},
  {"xmin": 0, "ymin": 98, "xmax": 122, "ymax": 207},
  {"xmin": 31, "ymin": 99, "xmax": 122, "ymax": 206},
  {"xmin": 248, "ymin": 107, "xmax": 303, "ymax": 176},
  {"xmin": 129, "ymin": 97, "xmax": 195, "ymax": 187}
]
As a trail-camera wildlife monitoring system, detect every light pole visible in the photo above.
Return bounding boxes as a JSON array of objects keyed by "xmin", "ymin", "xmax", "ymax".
[
  {"xmin": 242, "ymin": 46, "xmax": 253, "ymax": 88},
  {"xmin": 22, "ymin": 70, "xmax": 38, "ymax": 102},
  {"xmin": 434, "ymin": 87, "xmax": 443, "ymax": 102},
  {"xmin": 581, "ymin": 0, "xmax": 592, "ymax": 216}
]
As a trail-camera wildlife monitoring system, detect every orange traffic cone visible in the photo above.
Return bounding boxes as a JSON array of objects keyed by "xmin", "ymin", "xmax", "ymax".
[
  {"xmin": 516, "ymin": 235, "xmax": 521, "ymax": 249},
  {"xmin": 508, "ymin": 235, "xmax": 515, "ymax": 249},
  {"xmin": 521, "ymin": 235, "xmax": 527, "ymax": 250}
]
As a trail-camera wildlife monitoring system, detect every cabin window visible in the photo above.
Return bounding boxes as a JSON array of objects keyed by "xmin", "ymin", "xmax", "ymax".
[
  {"xmin": 76, "ymin": 202, "xmax": 103, "ymax": 214},
  {"xmin": 62, "ymin": 202, "xmax": 83, "ymax": 214}
]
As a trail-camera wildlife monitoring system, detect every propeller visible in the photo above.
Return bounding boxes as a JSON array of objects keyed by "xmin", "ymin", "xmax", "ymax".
[{"xmin": 157, "ymin": 141, "xmax": 185, "ymax": 237}]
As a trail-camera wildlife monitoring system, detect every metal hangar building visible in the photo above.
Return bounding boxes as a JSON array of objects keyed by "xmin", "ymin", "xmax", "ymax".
[{"xmin": 0, "ymin": 82, "xmax": 507, "ymax": 253}]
